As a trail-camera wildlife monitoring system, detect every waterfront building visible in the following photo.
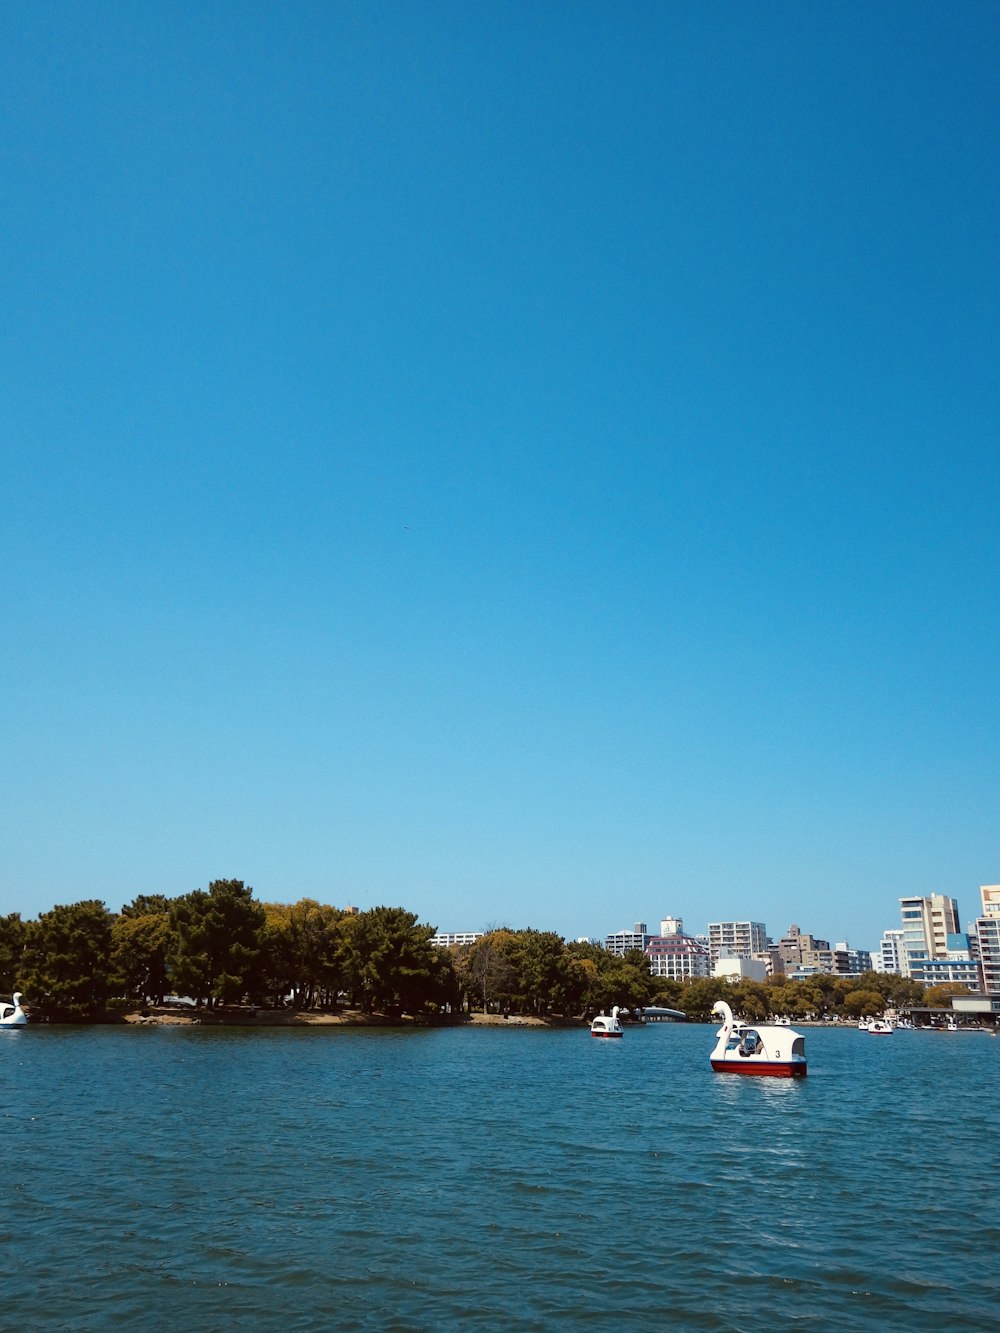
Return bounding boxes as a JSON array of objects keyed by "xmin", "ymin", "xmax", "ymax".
[
  {"xmin": 910, "ymin": 956, "xmax": 981, "ymax": 989},
  {"xmin": 713, "ymin": 955, "xmax": 767, "ymax": 982},
  {"xmin": 898, "ymin": 894, "xmax": 960, "ymax": 977},
  {"xmin": 605, "ymin": 922, "xmax": 652, "ymax": 956},
  {"xmin": 973, "ymin": 884, "xmax": 1000, "ymax": 995},
  {"xmin": 833, "ymin": 942, "xmax": 873, "ymax": 975},
  {"xmin": 951, "ymin": 992, "xmax": 1000, "ymax": 1026},
  {"xmin": 776, "ymin": 924, "xmax": 864, "ymax": 974},
  {"xmin": 874, "ymin": 929, "xmax": 906, "ymax": 974},
  {"xmin": 707, "ymin": 920, "xmax": 768, "ymax": 966},
  {"xmin": 644, "ymin": 919, "xmax": 709, "ymax": 980},
  {"xmin": 431, "ymin": 932, "xmax": 483, "ymax": 948}
]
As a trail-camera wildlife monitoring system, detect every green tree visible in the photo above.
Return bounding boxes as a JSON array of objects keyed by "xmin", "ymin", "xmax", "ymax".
[
  {"xmin": 21, "ymin": 900, "xmax": 116, "ymax": 1019},
  {"xmin": 675, "ymin": 976, "xmax": 722, "ymax": 1021},
  {"xmin": 459, "ymin": 931, "xmax": 517, "ymax": 1013},
  {"xmin": 724, "ymin": 979, "xmax": 771, "ymax": 1023},
  {"xmin": 924, "ymin": 982, "xmax": 970, "ymax": 1008},
  {"xmin": 112, "ymin": 906, "xmax": 173, "ymax": 1004},
  {"xmin": 650, "ymin": 977, "xmax": 686, "ymax": 1010},
  {"xmin": 776, "ymin": 979, "xmax": 822, "ymax": 1020},
  {"xmin": 339, "ymin": 907, "xmax": 447, "ymax": 1015},
  {"xmin": 843, "ymin": 988, "xmax": 885, "ymax": 1018},
  {"xmin": 259, "ymin": 899, "xmax": 346, "ymax": 1009},
  {"xmin": 120, "ymin": 894, "xmax": 171, "ymax": 919},
  {"xmin": 0, "ymin": 913, "xmax": 27, "ymax": 997},
  {"xmin": 508, "ymin": 929, "xmax": 577, "ymax": 1015},
  {"xmin": 169, "ymin": 879, "xmax": 265, "ymax": 1006},
  {"xmin": 858, "ymin": 970, "xmax": 925, "ymax": 1009}
]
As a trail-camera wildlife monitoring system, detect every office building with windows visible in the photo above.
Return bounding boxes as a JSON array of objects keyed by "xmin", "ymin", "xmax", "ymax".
[
  {"xmin": 898, "ymin": 894, "xmax": 960, "ymax": 977},
  {"xmin": 708, "ymin": 920, "xmax": 768, "ymax": 966}
]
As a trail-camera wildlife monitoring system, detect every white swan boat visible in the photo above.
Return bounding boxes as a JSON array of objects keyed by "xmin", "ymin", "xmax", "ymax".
[
  {"xmin": 591, "ymin": 1007, "xmax": 624, "ymax": 1039},
  {"xmin": 710, "ymin": 1000, "xmax": 806, "ymax": 1077},
  {"xmin": 0, "ymin": 993, "xmax": 27, "ymax": 1028}
]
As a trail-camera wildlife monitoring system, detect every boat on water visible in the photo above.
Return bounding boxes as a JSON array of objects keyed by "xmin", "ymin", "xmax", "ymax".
[
  {"xmin": 710, "ymin": 1000, "xmax": 807, "ymax": 1077},
  {"xmin": 0, "ymin": 993, "xmax": 27, "ymax": 1028},
  {"xmin": 591, "ymin": 1007, "xmax": 624, "ymax": 1039},
  {"xmin": 867, "ymin": 1019, "xmax": 892, "ymax": 1035}
]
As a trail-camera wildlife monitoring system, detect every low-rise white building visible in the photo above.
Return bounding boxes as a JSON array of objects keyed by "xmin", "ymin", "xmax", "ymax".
[
  {"xmin": 431, "ymin": 932, "xmax": 483, "ymax": 948},
  {"xmin": 713, "ymin": 956, "xmax": 767, "ymax": 983}
]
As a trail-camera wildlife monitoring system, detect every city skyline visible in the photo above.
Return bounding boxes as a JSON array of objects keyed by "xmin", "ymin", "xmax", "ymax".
[{"xmin": 3, "ymin": 5, "xmax": 999, "ymax": 945}]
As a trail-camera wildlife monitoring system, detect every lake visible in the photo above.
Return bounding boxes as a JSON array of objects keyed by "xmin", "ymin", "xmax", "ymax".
[{"xmin": 1, "ymin": 1022, "xmax": 997, "ymax": 1330}]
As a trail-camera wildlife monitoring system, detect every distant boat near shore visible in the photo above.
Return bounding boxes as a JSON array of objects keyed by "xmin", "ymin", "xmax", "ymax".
[
  {"xmin": 590, "ymin": 1007, "xmax": 624, "ymax": 1039},
  {"xmin": 0, "ymin": 993, "xmax": 27, "ymax": 1028}
]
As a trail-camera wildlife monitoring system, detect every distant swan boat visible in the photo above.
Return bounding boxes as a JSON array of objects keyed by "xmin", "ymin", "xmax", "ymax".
[
  {"xmin": 591, "ymin": 1007, "xmax": 624, "ymax": 1039},
  {"xmin": 0, "ymin": 993, "xmax": 27, "ymax": 1028}
]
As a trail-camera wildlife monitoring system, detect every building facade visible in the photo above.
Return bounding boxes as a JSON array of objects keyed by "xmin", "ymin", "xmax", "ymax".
[
  {"xmin": 708, "ymin": 920, "xmax": 768, "ymax": 966},
  {"xmin": 431, "ymin": 932, "xmax": 483, "ymax": 948},
  {"xmin": 898, "ymin": 894, "xmax": 961, "ymax": 977},
  {"xmin": 605, "ymin": 923, "xmax": 652, "ymax": 956},
  {"xmin": 874, "ymin": 929, "xmax": 906, "ymax": 974},
  {"xmin": 973, "ymin": 884, "xmax": 1000, "ymax": 995},
  {"xmin": 643, "ymin": 918, "xmax": 709, "ymax": 980}
]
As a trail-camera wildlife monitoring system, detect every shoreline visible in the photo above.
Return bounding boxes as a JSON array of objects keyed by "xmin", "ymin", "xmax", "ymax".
[{"xmin": 120, "ymin": 1006, "xmax": 587, "ymax": 1029}]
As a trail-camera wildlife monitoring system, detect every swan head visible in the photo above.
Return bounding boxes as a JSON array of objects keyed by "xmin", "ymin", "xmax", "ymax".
[
  {"xmin": 11, "ymin": 993, "xmax": 22, "ymax": 1006},
  {"xmin": 712, "ymin": 1000, "xmax": 733, "ymax": 1025}
]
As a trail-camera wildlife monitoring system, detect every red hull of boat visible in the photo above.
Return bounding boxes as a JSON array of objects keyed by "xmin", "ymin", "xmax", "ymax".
[
  {"xmin": 591, "ymin": 1032, "xmax": 622, "ymax": 1039},
  {"xmin": 711, "ymin": 1060, "xmax": 806, "ymax": 1077}
]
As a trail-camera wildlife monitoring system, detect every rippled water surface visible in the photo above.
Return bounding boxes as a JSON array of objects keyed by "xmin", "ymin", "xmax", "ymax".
[{"xmin": 2, "ymin": 1022, "xmax": 998, "ymax": 1330}]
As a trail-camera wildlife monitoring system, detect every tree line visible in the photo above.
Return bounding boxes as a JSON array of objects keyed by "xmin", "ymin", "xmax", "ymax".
[{"xmin": 0, "ymin": 882, "xmax": 937, "ymax": 1021}]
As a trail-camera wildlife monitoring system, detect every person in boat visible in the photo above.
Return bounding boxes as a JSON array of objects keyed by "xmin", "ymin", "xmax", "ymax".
[{"xmin": 738, "ymin": 1030, "xmax": 759, "ymax": 1057}]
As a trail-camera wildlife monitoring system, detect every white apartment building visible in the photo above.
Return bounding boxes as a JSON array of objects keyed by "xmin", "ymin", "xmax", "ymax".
[
  {"xmin": 898, "ymin": 894, "xmax": 960, "ymax": 977},
  {"xmin": 644, "ymin": 920, "xmax": 709, "ymax": 981},
  {"xmin": 713, "ymin": 956, "xmax": 767, "ymax": 982},
  {"xmin": 708, "ymin": 920, "xmax": 768, "ymax": 966},
  {"xmin": 605, "ymin": 922, "xmax": 652, "ymax": 956},
  {"xmin": 974, "ymin": 884, "xmax": 1000, "ymax": 995},
  {"xmin": 430, "ymin": 932, "xmax": 483, "ymax": 948},
  {"xmin": 874, "ymin": 929, "xmax": 906, "ymax": 974}
]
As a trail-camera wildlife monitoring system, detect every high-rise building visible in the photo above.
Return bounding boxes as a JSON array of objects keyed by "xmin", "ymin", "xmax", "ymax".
[
  {"xmin": 707, "ymin": 920, "xmax": 768, "ymax": 966},
  {"xmin": 898, "ymin": 894, "xmax": 960, "ymax": 977},
  {"xmin": 973, "ymin": 884, "xmax": 1000, "ymax": 994}
]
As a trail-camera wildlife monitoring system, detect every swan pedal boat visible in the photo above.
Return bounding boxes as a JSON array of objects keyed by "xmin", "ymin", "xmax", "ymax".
[
  {"xmin": 591, "ymin": 1007, "xmax": 624, "ymax": 1039},
  {"xmin": 710, "ymin": 1000, "xmax": 806, "ymax": 1077},
  {"xmin": 0, "ymin": 993, "xmax": 27, "ymax": 1028}
]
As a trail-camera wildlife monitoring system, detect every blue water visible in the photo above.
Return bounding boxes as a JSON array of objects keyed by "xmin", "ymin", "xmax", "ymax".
[{"xmin": 1, "ymin": 1023, "xmax": 997, "ymax": 1330}]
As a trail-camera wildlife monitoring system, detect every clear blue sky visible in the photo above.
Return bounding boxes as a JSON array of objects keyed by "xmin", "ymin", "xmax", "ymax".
[{"xmin": 3, "ymin": 2, "xmax": 998, "ymax": 948}]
